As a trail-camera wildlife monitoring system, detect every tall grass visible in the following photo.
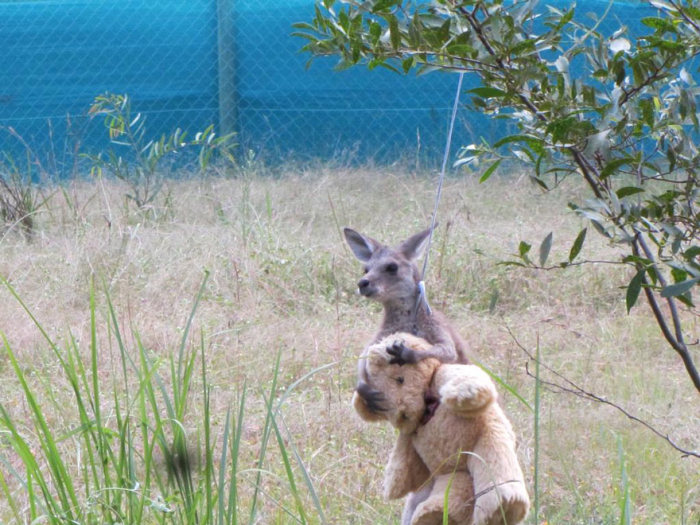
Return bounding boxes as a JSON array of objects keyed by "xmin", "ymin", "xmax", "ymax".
[
  {"xmin": 0, "ymin": 273, "xmax": 327, "ymax": 524},
  {"xmin": 0, "ymin": 169, "xmax": 698, "ymax": 523}
]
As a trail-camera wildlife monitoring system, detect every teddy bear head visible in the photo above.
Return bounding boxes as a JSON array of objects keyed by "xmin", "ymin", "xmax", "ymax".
[{"xmin": 362, "ymin": 333, "xmax": 442, "ymax": 434}]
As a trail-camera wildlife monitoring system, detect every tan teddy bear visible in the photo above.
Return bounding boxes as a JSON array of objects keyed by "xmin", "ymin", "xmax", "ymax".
[{"xmin": 354, "ymin": 332, "xmax": 529, "ymax": 525}]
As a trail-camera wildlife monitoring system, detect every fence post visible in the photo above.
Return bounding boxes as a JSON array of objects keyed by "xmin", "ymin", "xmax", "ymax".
[{"xmin": 216, "ymin": 0, "xmax": 236, "ymax": 136}]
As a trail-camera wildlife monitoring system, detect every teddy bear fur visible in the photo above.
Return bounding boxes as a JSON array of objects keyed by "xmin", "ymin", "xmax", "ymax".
[{"xmin": 353, "ymin": 332, "xmax": 529, "ymax": 525}]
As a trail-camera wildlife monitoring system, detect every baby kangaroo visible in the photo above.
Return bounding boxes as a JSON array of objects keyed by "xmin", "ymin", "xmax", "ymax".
[{"xmin": 344, "ymin": 226, "xmax": 469, "ymax": 412}]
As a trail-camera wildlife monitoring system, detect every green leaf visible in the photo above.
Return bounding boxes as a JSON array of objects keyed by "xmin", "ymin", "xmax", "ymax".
[
  {"xmin": 616, "ymin": 186, "xmax": 645, "ymax": 198},
  {"xmin": 546, "ymin": 116, "xmax": 578, "ymax": 144},
  {"xmin": 661, "ymin": 277, "xmax": 699, "ymax": 298},
  {"xmin": 626, "ymin": 269, "xmax": 646, "ymax": 313},
  {"xmin": 493, "ymin": 134, "xmax": 544, "ymax": 155},
  {"xmin": 467, "ymin": 87, "xmax": 508, "ymax": 98},
  {"xmin": 569, "ymin": 228, "xmax": 587, "ymax": 262},
  {"xmin": 388, "ymin": 15, "xmax": 401, "ymax": 49},
  {"xmin": 479, "ymin": 159, "xmax": 502, "ymax": 183},
  {"xmin": 510, "ymin": 38, "xmax": 536, "ymax": 55},
  {"xmin": 600, "ymin": 157, "xmax": 632, "ymax": 179},
  {"xmin": 446, "ymin": 43, "xmax": 475, "ymax": 56},
  {"xmin": 338, "ymin": 10, "xmax": 349, "ymax": 31},
  {"xmin": 539, "ymin": 232, "xmax": 553, "ymax": 267},
  {"xmin": 518, "ymin": 241, "xmax": 532, "ymax": 262},
  {"xmin": 639, "ymin": 98, "xmax": 655, "ymax": 129},
  {"xmin": 369, "ymin": 21, "xmax": 382, "ymax": 44},
  {"xmin": 590, "ymin": 219, "xmax": 612, "ymax": 239},
  {"xmin": 372, "ymin": 0, "xmax": 400, "ymax": 12},
  {"xmin": 641, "ymin": 17, "xmax": 677, "ymax": 33},
  {"xmin": 683, "ymin": 246, "xmax": 700, "ymax": 261}
]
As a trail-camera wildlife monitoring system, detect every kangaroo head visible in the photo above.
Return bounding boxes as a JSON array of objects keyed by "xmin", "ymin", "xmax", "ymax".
[{"xmin": 343, "ymin": 227, "xmax": 432, "ymax": 305}]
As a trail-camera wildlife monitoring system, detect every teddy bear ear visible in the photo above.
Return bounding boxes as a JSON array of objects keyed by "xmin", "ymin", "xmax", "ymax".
[{"xmin": 367, "ymin": 342, "xmax": 392, "ymax": 364}]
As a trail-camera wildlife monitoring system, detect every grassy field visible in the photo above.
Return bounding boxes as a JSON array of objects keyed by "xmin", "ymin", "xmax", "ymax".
[{"xmin": 0, "ymin": 167, "xmax": 698, "ymax": 524}]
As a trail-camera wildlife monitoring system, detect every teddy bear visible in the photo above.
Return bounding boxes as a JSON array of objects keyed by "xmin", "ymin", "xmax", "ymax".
[{"xmin": 353, "ymin": 332, "xmax": 530, "ymax": 525}]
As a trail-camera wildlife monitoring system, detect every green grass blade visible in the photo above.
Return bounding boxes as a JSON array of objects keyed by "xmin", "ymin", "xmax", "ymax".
[
  {"xmin": 617, "ymin": 436, "xmax": 631, "ymax": 525},
  {"xmin": 0, "ymin": 398, "xmax": 56, "ymax": 519},
  {"xmin": 0, "ymin": 329, "xmax": 79, "ymax": 519},
  {"xmin": 474, "ymin": 359, "xmax": 533, "ymax": 412},
  {"xmin": 227, "ymin": 383, "xmax": 248, "ymax": 525},
  {"xmin": 176, "ymin": 270, "xmax": 210, "ymax": 400},
  {"xmin": 533, "ymin": 336, "xmax": 541, "ymax": 525},
  {"xmin": 217, "ymin": 406, "xmax": 233, "ymax": 525},
  {"xmin": 273, "ymin": 362, "xmax": 337, "ymax": 416},
  {"xmin": 248, "ymin": 349, "xmax": 282, "ymax": 524},
  {"xmin": 271, "ymin": 363, "xmax": 335, "ymax": 524},
  {"xmin": 202, "ymin": 338, "xmax": 214, "ymax": 525},
  {"xmin": 262, "ymin": 389, "xmax": 308, "ymax": 524},
  {"xmin": 0, "ymin": 454, "xmax": 23, "ymax": 523}
]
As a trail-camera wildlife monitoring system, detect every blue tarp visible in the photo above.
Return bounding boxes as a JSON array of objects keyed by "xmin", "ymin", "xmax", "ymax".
[{"xmin": 0, "ymin": 0, "xmax": 657, "ymax": 172}]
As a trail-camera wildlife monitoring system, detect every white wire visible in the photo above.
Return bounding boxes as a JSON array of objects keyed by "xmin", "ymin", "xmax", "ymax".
[{"xmin": 416, "ymin": 72, "xmax": 465, "ymax": 317}]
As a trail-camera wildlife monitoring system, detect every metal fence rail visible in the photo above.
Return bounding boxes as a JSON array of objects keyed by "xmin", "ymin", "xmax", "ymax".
[{"xmin": 0, "ymin": 0, "xmax": 655, "ymax": 173}]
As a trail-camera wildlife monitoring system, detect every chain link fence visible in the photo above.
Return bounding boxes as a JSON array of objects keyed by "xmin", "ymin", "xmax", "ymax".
[{"xmin": 0, "ymin": 0, "xmax": 655, "ymax": 174}]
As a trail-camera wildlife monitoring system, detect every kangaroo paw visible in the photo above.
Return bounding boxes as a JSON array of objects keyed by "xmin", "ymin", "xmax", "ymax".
[{"xmin": 387, "ymin": 341, "xmax": 418, "ymax": 365}]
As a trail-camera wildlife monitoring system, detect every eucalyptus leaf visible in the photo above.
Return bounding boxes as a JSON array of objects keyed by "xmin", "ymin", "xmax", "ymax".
[
  {"xmin": 539, "ymin": 232, "xmax": 553, "ymax": 267},
  {"xmin": 468, "ymin": 87, "xmax": 508, "ymax": 98},
  {"xmin": 661, "ymin": 278, "xmax": 700, "ymax": 298},
  {"xmin": 626, "ymin": 270, "xmax": 646, "ymax": 313},
  {"xmin": 479, "ymin": 159, "xmax": 501, "ymax": 183},
  {"xmin": 569, "ymin": 228, "xmax": 587, "ymax": 262}
]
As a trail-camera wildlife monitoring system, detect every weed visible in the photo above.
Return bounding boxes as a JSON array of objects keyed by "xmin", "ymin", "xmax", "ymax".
[
  {"xmin": 0, "ymin": 128, "xmax": 53, "ymax": 240},
  {"xmin": 86, "ymin": 93, "xmax": 236, "ymax": 214}
]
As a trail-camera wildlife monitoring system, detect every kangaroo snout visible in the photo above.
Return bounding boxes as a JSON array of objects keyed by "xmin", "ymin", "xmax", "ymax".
[{"xmin": 358, "ymin": 278, "xmax": 373, "ymax": 295}]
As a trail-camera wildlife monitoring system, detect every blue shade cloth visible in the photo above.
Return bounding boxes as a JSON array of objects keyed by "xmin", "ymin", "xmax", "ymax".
[{"xmin": 0, "ymin": 0, "xmax": 657, "ymax": 173}]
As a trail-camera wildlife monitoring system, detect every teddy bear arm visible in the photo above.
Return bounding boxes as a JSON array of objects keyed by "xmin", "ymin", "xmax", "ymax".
[
  {"xmin": 383, "ymin": 433, "xmax": 430, "ymax": 500},
  {"xmin": 438, "ymin": 365, "xmax": 497, "ymax": 415}
]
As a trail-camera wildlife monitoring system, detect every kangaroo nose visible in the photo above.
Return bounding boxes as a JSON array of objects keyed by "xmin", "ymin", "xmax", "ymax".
[{"xmin": 358, "ymin": 278, "xmax": 370, "ymax": 290}]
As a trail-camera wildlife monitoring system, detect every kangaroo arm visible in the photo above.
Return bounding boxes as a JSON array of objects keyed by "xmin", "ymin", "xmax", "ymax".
[
  {"xmin": 387, "ymin": 336, "xmax": 458, "ymax": 366},
  {"xmin": 420, "ymin": 339, "xmax": 458, "ymax": 362}
]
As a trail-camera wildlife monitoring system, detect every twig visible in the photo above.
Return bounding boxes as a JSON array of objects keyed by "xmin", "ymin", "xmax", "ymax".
[{"xmin": 506, "ymin": 327, "xmax": 700, "ymax": 459}]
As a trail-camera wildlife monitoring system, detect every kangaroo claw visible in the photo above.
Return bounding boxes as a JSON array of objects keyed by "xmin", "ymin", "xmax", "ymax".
[{"xmin": 387, "ymin": 341, "xmax": 418, "ymax": 365}]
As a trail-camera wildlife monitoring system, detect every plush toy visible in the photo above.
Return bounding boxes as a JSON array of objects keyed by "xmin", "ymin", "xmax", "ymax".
[{"xmin": 354, "ymin": 332, "xmax": 529, "ymax": 525}]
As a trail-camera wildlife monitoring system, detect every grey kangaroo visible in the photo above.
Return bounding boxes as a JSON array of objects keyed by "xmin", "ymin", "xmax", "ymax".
[{"xmin": 344, "ymin": 226, "xmax": 469, "ymax": 411}]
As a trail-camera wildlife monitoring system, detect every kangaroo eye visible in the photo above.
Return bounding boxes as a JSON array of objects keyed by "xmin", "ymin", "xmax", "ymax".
[
  {"xmin": 396, "ymin": 376, "xmax": 404, "ymax": 385},
  {"xmin": 363, "ymin": 266, "xmax": 369, "ymax": 274},
  {"xmin": 385, "ymin": 263, "xmax": 398, "ymax": 274}
]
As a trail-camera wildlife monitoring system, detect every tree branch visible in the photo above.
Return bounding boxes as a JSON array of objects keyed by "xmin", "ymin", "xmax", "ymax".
[
  {"xmin": 632, "ymin": 233, "xmax": 700, "ymax": 391},
  {"xmin": 508, "ymin": 327, "xmax": 700, "ymax": 459}
]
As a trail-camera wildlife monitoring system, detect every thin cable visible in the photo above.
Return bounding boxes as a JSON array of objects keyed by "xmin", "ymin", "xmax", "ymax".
[{"xmin": 415, "ymin": 72, "xmax": 464, "ymax": 318}]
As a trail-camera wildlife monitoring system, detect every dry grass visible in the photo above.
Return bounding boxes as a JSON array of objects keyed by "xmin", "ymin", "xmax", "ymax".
[{"xmin": 0, "ymin": 167, "xmax": 698, "ymax": 523}]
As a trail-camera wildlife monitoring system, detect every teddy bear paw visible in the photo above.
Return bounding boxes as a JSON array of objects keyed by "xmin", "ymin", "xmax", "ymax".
[
  {"xmin": 473, "ymin": 484, "xmax": 528, "ymax": 525},
  {"xmin": 440, "ymin": 381, "xmax": 494, "ymax": 413}
]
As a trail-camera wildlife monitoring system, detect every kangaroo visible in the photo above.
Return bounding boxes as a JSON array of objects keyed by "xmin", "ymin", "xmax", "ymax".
[{"xmin": 344, "ymin": 226, "xmax": 469, "ymax": 410}]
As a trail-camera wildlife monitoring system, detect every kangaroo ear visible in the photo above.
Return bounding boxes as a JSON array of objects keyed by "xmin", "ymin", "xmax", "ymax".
[
  {"xmin": 344, "ymin": 228, "xmax": 381, "ymax": 262},
  {"xmin": 397, "ymin": 224, "xmax": 437, "ymax": 260}
]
